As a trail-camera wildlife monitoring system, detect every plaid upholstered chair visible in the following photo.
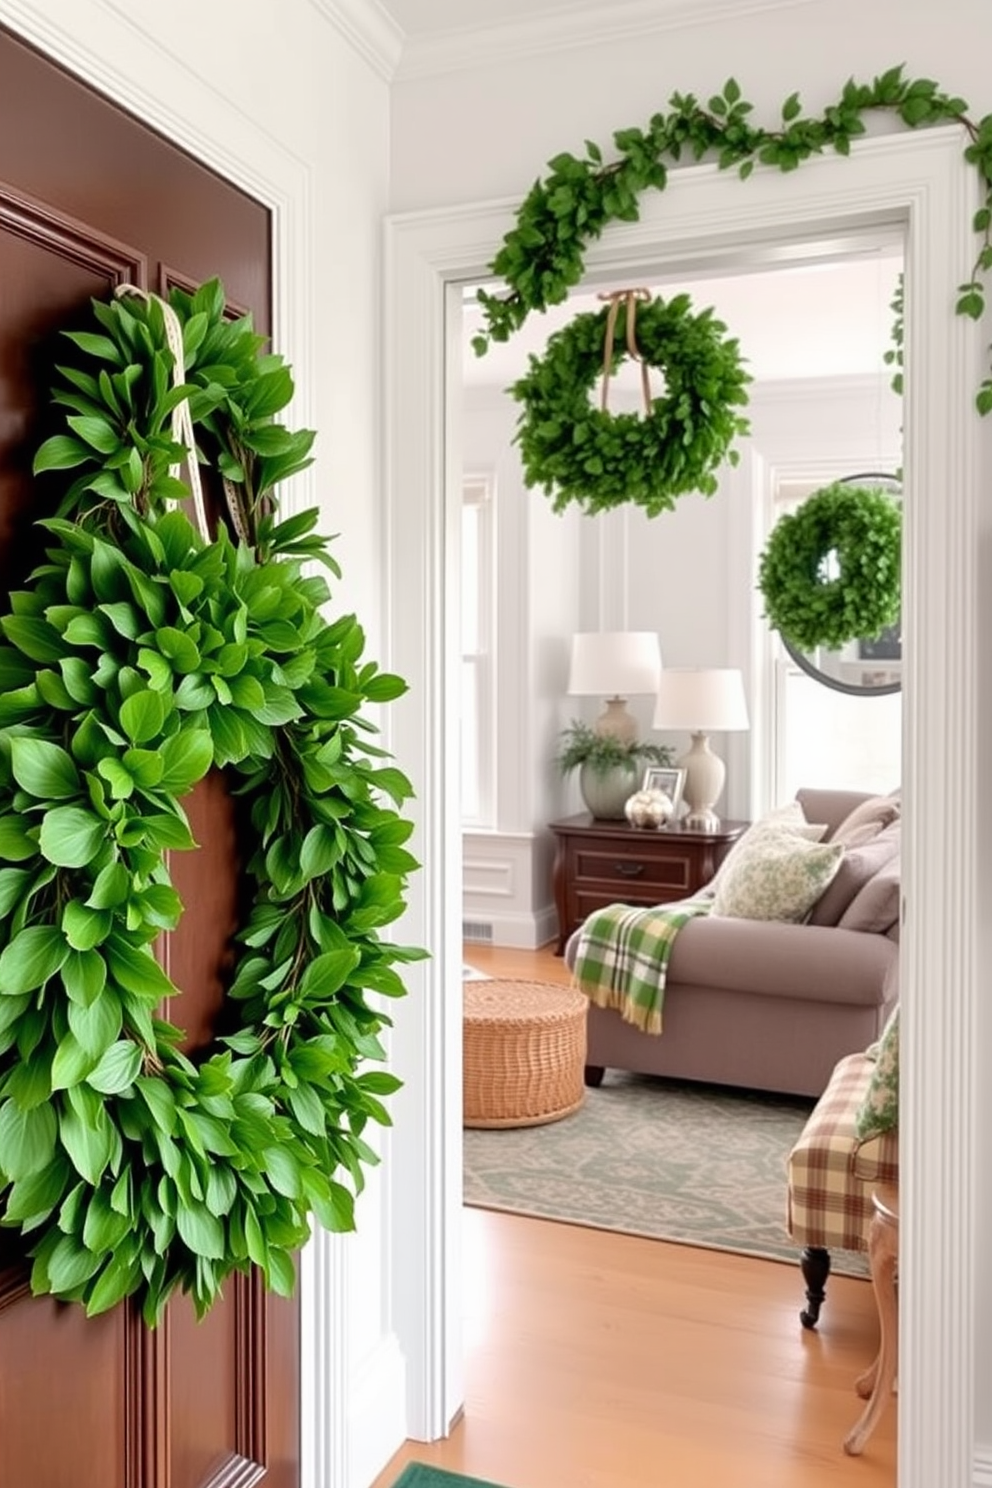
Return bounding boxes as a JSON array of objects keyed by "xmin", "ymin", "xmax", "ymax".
[{"xmin": 786, "ymin": 1043, "xmax": 899, "ymax": 1327}]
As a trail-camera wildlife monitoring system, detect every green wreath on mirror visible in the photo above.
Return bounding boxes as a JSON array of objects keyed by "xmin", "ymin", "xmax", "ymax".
[
  {"xmin": 757, "ymin": 481, "xmax": 902, "ymax": 652},
  {"xmin": 509, "ymin": 289, "xmax": 752, "ymax": 517},
  {"xmin": 0, "ymin": 280, "xmax": 424, "ymax": 1326}
]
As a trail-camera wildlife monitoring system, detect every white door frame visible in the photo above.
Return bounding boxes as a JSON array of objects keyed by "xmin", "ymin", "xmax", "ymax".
[{"xmin": 385, "ymin": 127, "xmax": 990, "ymax": 1486}]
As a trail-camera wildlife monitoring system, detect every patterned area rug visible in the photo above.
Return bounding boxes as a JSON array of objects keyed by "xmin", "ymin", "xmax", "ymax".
[
  {"xmin": 464, "ymin": 1070, "xmax": 869, "ymax": 1276},
  {"xmin": 392, "ymin": 1467, "xmax": 508, "ymax": 1488}
]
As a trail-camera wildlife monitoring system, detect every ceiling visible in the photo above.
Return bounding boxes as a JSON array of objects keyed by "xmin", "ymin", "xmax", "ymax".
[
  {"xmin": 379, "ymin": 0, "xmax": 588, "ymax": 33},
  {"xmin": 462, "ymin": 240, "xmax": 904, "ymax": 390}
]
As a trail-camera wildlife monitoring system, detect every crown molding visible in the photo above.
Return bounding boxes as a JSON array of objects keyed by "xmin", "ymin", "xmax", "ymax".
[
  {"xmin": 394, "ymin": 0, "xmax": 818, "ymax": 82},
  {"xmin": 308, "ymin": 0, "xmax": 404, "ymax": 81}
]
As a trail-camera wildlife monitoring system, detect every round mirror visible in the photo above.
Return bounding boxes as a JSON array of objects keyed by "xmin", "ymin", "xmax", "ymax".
[{"xmin": 780, "ymin": 472, "xmax": 902, "ymax": 697}]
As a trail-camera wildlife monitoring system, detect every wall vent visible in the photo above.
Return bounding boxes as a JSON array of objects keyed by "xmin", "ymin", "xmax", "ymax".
[{"xmin": 462, "ymin": 920, "xmax": 493, "ymax": 944}]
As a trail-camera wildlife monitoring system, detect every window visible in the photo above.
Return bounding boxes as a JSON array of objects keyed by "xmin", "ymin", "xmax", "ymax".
[
  {"xmin": 461, "ymin": 475, "xmax": 495, "ymax": 825},
  {"xmin": 768, "ymin": 473, "xmax": 902, "ymax": 802}
]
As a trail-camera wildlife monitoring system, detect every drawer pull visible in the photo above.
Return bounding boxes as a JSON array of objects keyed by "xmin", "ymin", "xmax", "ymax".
[{"xmin": 614, "ymin": 862, "xmax": 645, "ymax": 877}]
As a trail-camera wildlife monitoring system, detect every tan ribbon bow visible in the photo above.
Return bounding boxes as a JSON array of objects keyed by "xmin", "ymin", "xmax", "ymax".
[{"xmin": 598, "ymin": 287, "xmax": 652, "ymax": 415}]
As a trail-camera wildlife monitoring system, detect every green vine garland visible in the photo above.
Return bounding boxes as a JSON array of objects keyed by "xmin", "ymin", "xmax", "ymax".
[
  {"xmin": 509, "ymin": 292, "xmax": 751, "ymax": 515},
  {"xmin": 0, "ymin": 281, "xmax": 424, "ymax": 1325},
  {"xmin": 472, "ymin": 65, "xmax": 992, "ymax": 416},
  {"xmin": 757, "ymin": 481, "xmax": 902, "ymax": 651}
]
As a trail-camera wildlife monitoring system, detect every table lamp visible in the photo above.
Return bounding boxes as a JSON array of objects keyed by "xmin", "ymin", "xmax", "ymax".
[
  {"xmin": 567, "ymin": 631, "xmax": 662, "ymax": 745},
  {"xmin": 652, "ymin": 667, "xmax": 749, "ymax": 829}
]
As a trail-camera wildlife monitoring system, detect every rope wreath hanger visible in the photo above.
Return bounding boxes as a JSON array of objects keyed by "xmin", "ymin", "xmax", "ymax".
[
  {"xmin": 509, "ymin": 289, "xmax": 752, "ymax": 517},
  {"xmin": 757, "ymin": 480, "xmax": 902, "ymax": 652},
  {"xmin": 0, "ymin": 281, "xmax": 423, "ymax": 1325}
]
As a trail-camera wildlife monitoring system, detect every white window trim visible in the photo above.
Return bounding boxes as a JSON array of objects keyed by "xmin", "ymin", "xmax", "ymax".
[{"xmin": 461, "ymin": 472, "xmax": 496, "ymax": 828}]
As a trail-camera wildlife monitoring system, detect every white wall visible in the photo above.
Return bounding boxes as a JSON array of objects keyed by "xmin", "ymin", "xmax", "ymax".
[
  {"xmin": 389, "ymin": 0, "xmax": 992, "ymax": 214},
  {"xmin": 392, "ymin": 2, "xmax": 992, "ymax": 1474},
  {"xmin": 0, "ymin": 4, "xmax": 404, "ymax": 1486}
]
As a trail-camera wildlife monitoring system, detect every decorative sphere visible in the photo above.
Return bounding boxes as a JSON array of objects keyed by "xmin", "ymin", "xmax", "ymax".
[{"xmin": 624, "ymin": 788, "xmax": 674, "ymax": 829}]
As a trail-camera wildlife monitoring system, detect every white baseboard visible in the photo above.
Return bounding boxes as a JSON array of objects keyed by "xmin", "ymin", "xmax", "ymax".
[
  {"xmin": 346, "ymin": 1332, "xmax": 408, "ymax": 1488},
  {"xmin": 974, "ymin": 1447, "xmax": 992, "ymax": 1486},
  {"xmin": 462, "ymin": 906, "xmax": 558, "ymax": 949}
]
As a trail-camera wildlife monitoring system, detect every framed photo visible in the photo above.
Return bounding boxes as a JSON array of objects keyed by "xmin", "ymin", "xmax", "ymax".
[
  {"xmin": 858, "ymin": 621, "xmax": 902, "ymax": 662},
  {"xmin": 642, "ymin": 765, "xmax": 686, "ymax": 817}
]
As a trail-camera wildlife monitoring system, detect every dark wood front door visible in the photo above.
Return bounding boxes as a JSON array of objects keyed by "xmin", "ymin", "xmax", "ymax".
[{"xmin": 0, "ymin": 27, "xmax": 299, "ymax": 1488}]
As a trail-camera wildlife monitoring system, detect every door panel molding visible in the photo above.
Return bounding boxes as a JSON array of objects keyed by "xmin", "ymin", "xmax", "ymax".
[{"xmin": 1, "ymin": 181, "xmax": 146, "ymax": 284}]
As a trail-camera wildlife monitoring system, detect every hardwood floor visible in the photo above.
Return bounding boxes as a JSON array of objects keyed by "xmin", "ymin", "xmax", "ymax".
[{"xmin": 370, "ymin": 944, "xmax": 896, "ymax": 1488}]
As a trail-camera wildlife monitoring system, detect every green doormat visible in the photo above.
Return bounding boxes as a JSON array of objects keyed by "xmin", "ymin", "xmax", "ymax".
[
  {"xmin": 464, "ymin": 1069, "xmax": 869, "ymax": 1278},
  {"xmin": 392, "ymin": 1467, "xmax": 509, "ymax": 1488}
]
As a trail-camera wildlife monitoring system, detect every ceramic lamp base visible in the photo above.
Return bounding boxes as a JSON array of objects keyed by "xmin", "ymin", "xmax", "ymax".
[{"xmin": 679, "ymin": 731, "xmax": 726, "ymax": 831}]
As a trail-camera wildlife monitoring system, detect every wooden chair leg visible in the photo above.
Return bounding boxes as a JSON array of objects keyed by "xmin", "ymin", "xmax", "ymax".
[
  {"xmin": 844, "ymin": 1193, "xmax": 899, "ymax": 1455},
  {"xmin": 799, "ymin": 1246, "xmax": 831, "ymax": 1329}
]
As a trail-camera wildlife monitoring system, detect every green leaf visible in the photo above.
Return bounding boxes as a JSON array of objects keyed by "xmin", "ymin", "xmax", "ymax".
[
  {"xmin": 88, "ymin": 861, "xmax": 131, "ymax": 910},
  {"xmin": 58, "ymin": 1102, "xmax": 116, "ymax": 1186},
  {"xmin": 66, "ymin": 414, "xmax": 120, "ymax": 454},
  {"xmin": 176, "ymin": 1204, "xmax": 225, "ymax": 1260},
  {"xmin": 86, "ymin": 1040, "xmax": 143, "ymax": 1095},
  {"xmin": 0, "ymin": 867, "xmax": 31, "ymax": 917},
  {"xmin": 106, "ymin": 936, "xmax": 176, "ymax": 1002},
  {"xmin": 0, "ymin": 1098, "xmax": 58, "ymax": 1180},
  {"xmin": 2, "ymin": 614, "xmax": 64, "ymax": 662},
  {"xmin": 299, "ymin": 824, "xmax": 341, "ymax": 880},
  {"xmin": 0, "ymin": 925, "xmax": 68, "ymax": 994},
  {"xmin": 262, "ymin": 1145, "xmax": 301, "ymax": 1199},
  {"xmin": 60, "ymin": 656, "xmax": 98, "ymax": 705},
  {"xmin": 10, "ymin": 738, "xmax": 81, "ymax": 800},
  {"xmin": 85, "ymin": 1252, "xmax": 139, "ymax": 1317},
  {"xmin": 158, "ymin": 729, "xmax": 214, "ymax": 794},
  {"xmin": 265, "ymin": 1247, "xmax": 297, "ymax": 1298},
  {"xmin": 0, "ymin": 818, "xmax": 37, "ymax": 862},
  {"xmin": 155, "ymin": 625, "xmax": 201, "ymax": 674},
  {"xmin": 39, "ymin": 805, "xmax": 106, "ymax": 868},
  {"xmin": 96, "ymin": 756, "xmax": 134, "ymax": 800},
  {"xmin": 61, "ymin": 949, "xmax": 108, "ymax": 1007},
  {"xmin": 299, "ymin": 949, "xmax": 357, "ymax": 1001},
  {"xmin": 62, "ymin": 899, "xmax": 113, "ymax": 952},
  {"xmin": 287, "ymin": 1082, "xmax": 326, "ymax": 1137},
  {"xmin": 136, "ymin": 1076, "xmax": 176, "ymax": 1134},
  {"xmin": 141, "ymin": 814, "xmax": 196, "ymax": 851},
  {"xmin": 68, "ymin": 990, "xmax": 122, "ymax": 1057},
  {"xmin": 50, "ymin": 1031, "xmax": 100, "ymax": 1090},
  {"xmin": 32, "ymin": 434, "xmax": 91, "ymax": 473},
  {"xmin": 119, "ymin": 689, "xmax": 166, "ymax": 745},
  {"xmin": 3, "ymin": 1160, "xmax": 69, "ymax": 1225}
]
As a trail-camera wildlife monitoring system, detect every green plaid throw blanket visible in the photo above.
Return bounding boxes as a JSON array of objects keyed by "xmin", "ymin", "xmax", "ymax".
[{"xmin": 572, "ymin": 897, "xmax": 713, "ymax": 1034}]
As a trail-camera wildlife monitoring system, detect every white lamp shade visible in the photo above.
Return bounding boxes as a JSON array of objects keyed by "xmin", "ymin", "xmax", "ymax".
[
  {"xmin": 567, "ymin": 631, "xmax": 662, "ymax": 697},
  {"xmin": 652, "ymin": 668, "xmax": 750, "ymax": 732}
]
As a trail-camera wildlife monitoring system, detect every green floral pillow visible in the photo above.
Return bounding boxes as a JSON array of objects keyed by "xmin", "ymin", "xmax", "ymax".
[
  {"xmin": 710, "ymin": 832, "xmax": 843, "ymax": 922},
  {"xmin": 855, "ymin": 1006, "xmax": 899, "ymax": 1142}
]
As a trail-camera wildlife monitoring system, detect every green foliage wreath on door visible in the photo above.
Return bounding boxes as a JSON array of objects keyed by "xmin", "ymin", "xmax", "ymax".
[{"xmin": 0, "ymin": 281, "xmax": 423, "ymax": 1325}]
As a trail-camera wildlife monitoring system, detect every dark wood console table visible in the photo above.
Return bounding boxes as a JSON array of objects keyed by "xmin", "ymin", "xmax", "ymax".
[{"xmin": 549, "ymin": 813, "xmax": 748, "ymax": 954}]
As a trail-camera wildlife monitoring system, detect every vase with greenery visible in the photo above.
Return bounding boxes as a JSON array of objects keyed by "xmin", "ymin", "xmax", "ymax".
[{"xmin": 557, "ymin": 721, "xmax": 674, "ymax": 820}]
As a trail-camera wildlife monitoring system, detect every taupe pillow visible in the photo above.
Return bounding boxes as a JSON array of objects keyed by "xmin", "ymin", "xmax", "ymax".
[
  {"xmin": 831, "ymin": 791, "xmax": 901, "ymax": 849},
  {"xmin": 808, "ymin": 821, "xmax": 901, "ymax": 926},
  {"xmin": 837, "ymin": 854, "xmax": 901, "ymax": 933}
]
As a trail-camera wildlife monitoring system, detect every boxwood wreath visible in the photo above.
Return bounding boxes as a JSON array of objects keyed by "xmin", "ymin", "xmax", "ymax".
[
  {"xmin": 757, "ymin": 481, "xmax": 902, "ymax": 651},
  {"xmin": 0, "ymin": 280, "xmax": 425, "ymax": 1325},
  {"xmin": 472, "ymin": 65, "xmax": 992, "ymax": 420},
  {"xmin": 509, "ymin": 288, "xmax": 751, "ymax": 516}
]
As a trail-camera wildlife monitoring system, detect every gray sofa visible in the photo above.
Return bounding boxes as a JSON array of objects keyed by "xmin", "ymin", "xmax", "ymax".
[{"xmin": 564, "ymin": 788, "xmax": 900, "ymax": 1099}]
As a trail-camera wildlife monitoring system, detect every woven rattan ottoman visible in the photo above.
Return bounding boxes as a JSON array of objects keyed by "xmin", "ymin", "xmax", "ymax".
[{"xmin": 463, "ymin": 978, "xmax": 588, "ymax": 1128}]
